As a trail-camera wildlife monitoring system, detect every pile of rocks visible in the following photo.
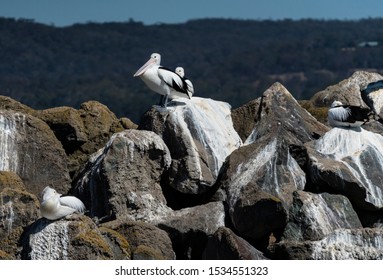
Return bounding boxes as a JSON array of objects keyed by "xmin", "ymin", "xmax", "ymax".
[{"xmin": 1, "ymin": 71, "xmax": 383, "ymax": 260}]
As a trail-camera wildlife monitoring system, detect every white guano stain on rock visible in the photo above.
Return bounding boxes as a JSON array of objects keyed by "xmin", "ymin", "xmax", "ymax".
[
  {"xmin": 29, "ymin": 220, "xmax": 70, "ymax": 260},
  {"xmin": 314, "ymin": 127, "xmax": 383, "ymax": 208},
  {"xmin": 311, "ymin": 228, "xmax": 383, "ymax": 260},
  {"xmin": 76, "ymin": 129, "xmax": 172, "ymax": 220},
  {"xmin": 168, "ymin": 97, "xmax": 242, "ymax": 180},
  {"xmin": 0, "ymin": 112, "xmax": 25, "ymax": 172},
  {"xmin": 228, "ymin": 138, "xmax": 305, "ymax": 207},
  {"xmin": 0, "ymin": 197, "xmax": 15, "ymax": 235},
  {"xmin": 301, "ymin": 194, "xmax": 356, "ymax": 238}
]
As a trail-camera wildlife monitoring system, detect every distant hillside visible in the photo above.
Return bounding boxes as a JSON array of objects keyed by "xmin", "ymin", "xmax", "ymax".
[{"xmin": 1, "ymin": 17, "xmax": 383, "ymax": 122}]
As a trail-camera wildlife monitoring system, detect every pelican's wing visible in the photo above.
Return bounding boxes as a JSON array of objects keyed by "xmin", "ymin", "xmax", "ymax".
[
  {"xmin": 59, "ymin": 196, "xmax": 86, "ymax": 213},
  {"xmin": 158, "ymin": 67, "xmax": 187, "ymax": 93},
  {"xmin": 185, "ymin": 78, "xmax": 194, "ymax": 97},
  {"xmin": 328, "ymin": 106, "xmax": 351, "ymax": 121}
]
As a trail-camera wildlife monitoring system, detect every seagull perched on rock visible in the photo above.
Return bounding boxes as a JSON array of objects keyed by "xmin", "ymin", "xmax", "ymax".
[
  {"xmin": 327, "ymin": 100, "xmax": 370, "ymax": 128},
  {"xmin": 133, "ymin": 53, "xmax": 191, "ymax": 108},
  {"xmin": 40, "ymin": 186, "xmax": 86, "ymax": 220},
  {"xmin": 175, "ymin": 66, "xmax": 194, "ymax": 98}
]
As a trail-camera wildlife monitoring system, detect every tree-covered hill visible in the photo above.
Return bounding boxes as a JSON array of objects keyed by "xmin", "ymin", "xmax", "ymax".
[{"xmin": 1, "ymin": 17, "xmax": 383, "ymax": 122}]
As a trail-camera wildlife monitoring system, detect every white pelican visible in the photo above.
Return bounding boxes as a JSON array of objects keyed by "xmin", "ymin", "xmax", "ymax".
[
  {"xmin": 175, "ymin": 66, "xmax": 194, "ymax": 97},
  {"xmin": 328, "ymin": 101, "xmax": 370, "ymax": 128},
  {"xmin": 40, "ymin": 186, "xmax": 86, "ymax": 220},
  {"xmin": 133, "ymin": 53, "xmax": 191, "ymax": 107}
]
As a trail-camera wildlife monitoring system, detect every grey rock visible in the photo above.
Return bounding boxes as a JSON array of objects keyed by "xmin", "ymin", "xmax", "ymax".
[
  {"xmin": 272, "ymin": 228, "xmax": 383, "ymax": 260},
  {"xmin": 282, "ymin": 191, "xmax": 362, "ymax": 242},
  {"xmin": 310, "ymin": 71, "xmax": 383, "ymax": 108},
  {"xmin": 226, "ymin": 179, "xmax": 289, "ymax": 241},
  {"xmin": 38, "ymin": 101, "xmax": 135, "ymax": 178},
  {"xmin": 73, "ymin": 129, "xmax": 172, "ymax": 222},
  {"xmin": 0, "ymin": 174, "xmax": 39, "ymax": 259},
  {"xmin": 102, "ymin": 220, "xmax": 175, "ymax": 260},
  {"xmin": 98, "ymin": 226, "xmax": 131, "ymax": 259},
  {"xmin": 77, "ymin": 100, "xmax": 128, "ymax": 155},
  {"xmin": 139, "ymin": 97, "xmax": 242, "ymax": 194},
  {"xmin": 37, "ymin": 106, "xmax": 88, "ymax": 155},
  {"xmin": 203, "ymin": 227, "xmax": 268, "ymax": 260},
  {"xmin": 219, "ymin": 83, "xmax": 328, "ymax": 241},
  {"xmin": 0, "ymin": 110, "xmax": 71, "ymax": 196},
  {"xmin": 157, "ymin": 201, "xmax": 225, "ymax": 259},
  {"xmin": 21, "ymin": 214, "xmax": 123, "ymax": 260},
  {"xmin": 306, "ymin": 127, "xmax": 383, "ymax": 210},
  {"xmin": 233, "ymin": 82, "xmax": 328, "ymax": 145}
]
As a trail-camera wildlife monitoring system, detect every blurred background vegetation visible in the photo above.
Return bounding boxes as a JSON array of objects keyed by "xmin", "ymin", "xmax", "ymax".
[{"xmin": 1, "ymin": 17, "xmax": 383, "ymax": 122}]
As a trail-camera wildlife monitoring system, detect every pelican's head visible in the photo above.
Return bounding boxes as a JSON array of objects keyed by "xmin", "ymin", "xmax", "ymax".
[
  {"xmin": 175, "ymin": 67, "xmax": 185, "ymax": 77},
  {"xmin": 41, "ymin": 186, "xmax": 61, "ymax": 201},
  {"xmin": 330, "ymin": 100, "xmax": 343, "ymax": 108},
  {"xmin": 133, "ymin": 53, "xmax": 161, "ymax": 77}
]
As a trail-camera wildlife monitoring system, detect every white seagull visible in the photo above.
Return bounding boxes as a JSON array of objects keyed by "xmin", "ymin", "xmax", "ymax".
[
  {"xmin": 133, "ymin": 53, "xmax": 191, "ymax": 107},
  {"xmin": 328, "ymin": 100, "xmax": 370, "ymax": 128},
  {"xmin": 175, "ymin": 66, "xmax": 194, "ymax": 98},
  {"xmin": 40, "ymin": 186, "xmax": 86, "ymax": 220}
]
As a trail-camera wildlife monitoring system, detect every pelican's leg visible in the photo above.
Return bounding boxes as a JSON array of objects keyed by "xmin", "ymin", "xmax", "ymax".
[
  {"xmin": 163, "ymin": 94, "xmax": 169, "ymax": 108},
  {"xmin": 158, "ymin": 95, "xmax": 165, "ymax": 106}
]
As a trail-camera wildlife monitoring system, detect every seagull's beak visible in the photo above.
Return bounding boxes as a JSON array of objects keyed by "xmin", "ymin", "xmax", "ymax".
[{"xmin": 133, "ymin": 57, "xmax": 156, "ymax": 77}]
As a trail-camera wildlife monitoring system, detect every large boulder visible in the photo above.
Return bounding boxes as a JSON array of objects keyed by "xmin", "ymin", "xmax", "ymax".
[
  {"xmin": 203, "ymin": 227, "xmax": 268, "ymax": 260},
  {"xmin": 37, "ymin": 101, "xmax": 136, "ymax": 177},
  {"xmin": 0, "ymin": 110, "xmax": 71, "ymax": 196},
  {"xmin": 20, "ymin": 215, "xmax": 128, "ymax": 260},
  {"xmin": 102, "ymin": 220, "xmax": 175, "ymax": 260},
  {"xmin": 37, "ymin": 106, "xmax": 88, "ymax": 155},
  {"xmin": 306, "ymin": 127, "xmax": 383, "ymax": 210},
  {"xmin": 73, "ymin": 129, "xmax": 172, "ymax": 222},
  {"xmin": 220, "ymin": 139, "xmax": 295, "ymax": 241},
  {"xmin": 219, "ymin": 83, "xmax": 328, "ymax": 242},
  {"xmin": 272, "ymin": 228, "xmax": 383, "ymax": 260},
  {"xmin": 139, "ymin": 97, "xmax": 242, "ymax": 194},
  {"xmin": 282, "ymin": 191, "xmax": 362, "ymax": 242},
  {"xmin": 310, "ymin": 71, "xmax": 383, "ymax": 108},
  {"xmin": 232, "ymin": 82, "xmax": 328, "ymax": 145},
  {"xmin": 0, "ymin": 95, "xmax": 35, "ymax": 115},
  {"xmin": 77, "ymin": 101, "xmax": 130, "ymax": 155},
  {"xmin": 157, "ymin": 201, "xmax": 225, "ymax": 259},
  {"xmin": 0, "ymin": 172, "xmax": 40, "ymax": 259}
]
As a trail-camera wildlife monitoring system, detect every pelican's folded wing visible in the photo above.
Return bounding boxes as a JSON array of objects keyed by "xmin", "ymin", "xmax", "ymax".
[
  {"xmin": 59, "ymin": 196, "xmax": 86, "ymax": 213},
  {"xmin": 158, "ymin": 67, "xmax": 187, "ymax": 93}
]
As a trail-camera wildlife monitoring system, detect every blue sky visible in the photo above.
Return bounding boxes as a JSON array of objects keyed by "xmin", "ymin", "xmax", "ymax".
[{"xmin": 0, "ymin": 0, "xmax": 382, "ymax": 26}]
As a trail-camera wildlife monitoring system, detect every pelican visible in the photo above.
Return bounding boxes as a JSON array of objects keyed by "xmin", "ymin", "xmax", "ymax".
[
  {"xmin": 328, "ymin": 101, "xmax": 370, "ymax": 128},
  {"xmin": 40, "ymin": 186, "xmax": 86, "ymax": 220},
  {"xmin": 133, "ymin": 53, "xmax": 191, "ymax": 107},
  {"xmin": 175, "ymin": 66, "xmax": 194, "ymax": 97}
]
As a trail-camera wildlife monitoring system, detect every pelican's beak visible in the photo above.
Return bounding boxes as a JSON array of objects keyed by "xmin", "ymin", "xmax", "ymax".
[{"xmin": 133, "ymin": 57, "xmax": 156, "ymax": 77}]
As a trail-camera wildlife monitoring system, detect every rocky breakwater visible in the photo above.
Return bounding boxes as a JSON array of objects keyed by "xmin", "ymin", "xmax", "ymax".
[
  {"xmin": 2, "ymin": 71, "xmax": 383, "ymax": 260},
  {"xmin": 72, "ymin": 97, "xmax": 238, "ymax": 259}
]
